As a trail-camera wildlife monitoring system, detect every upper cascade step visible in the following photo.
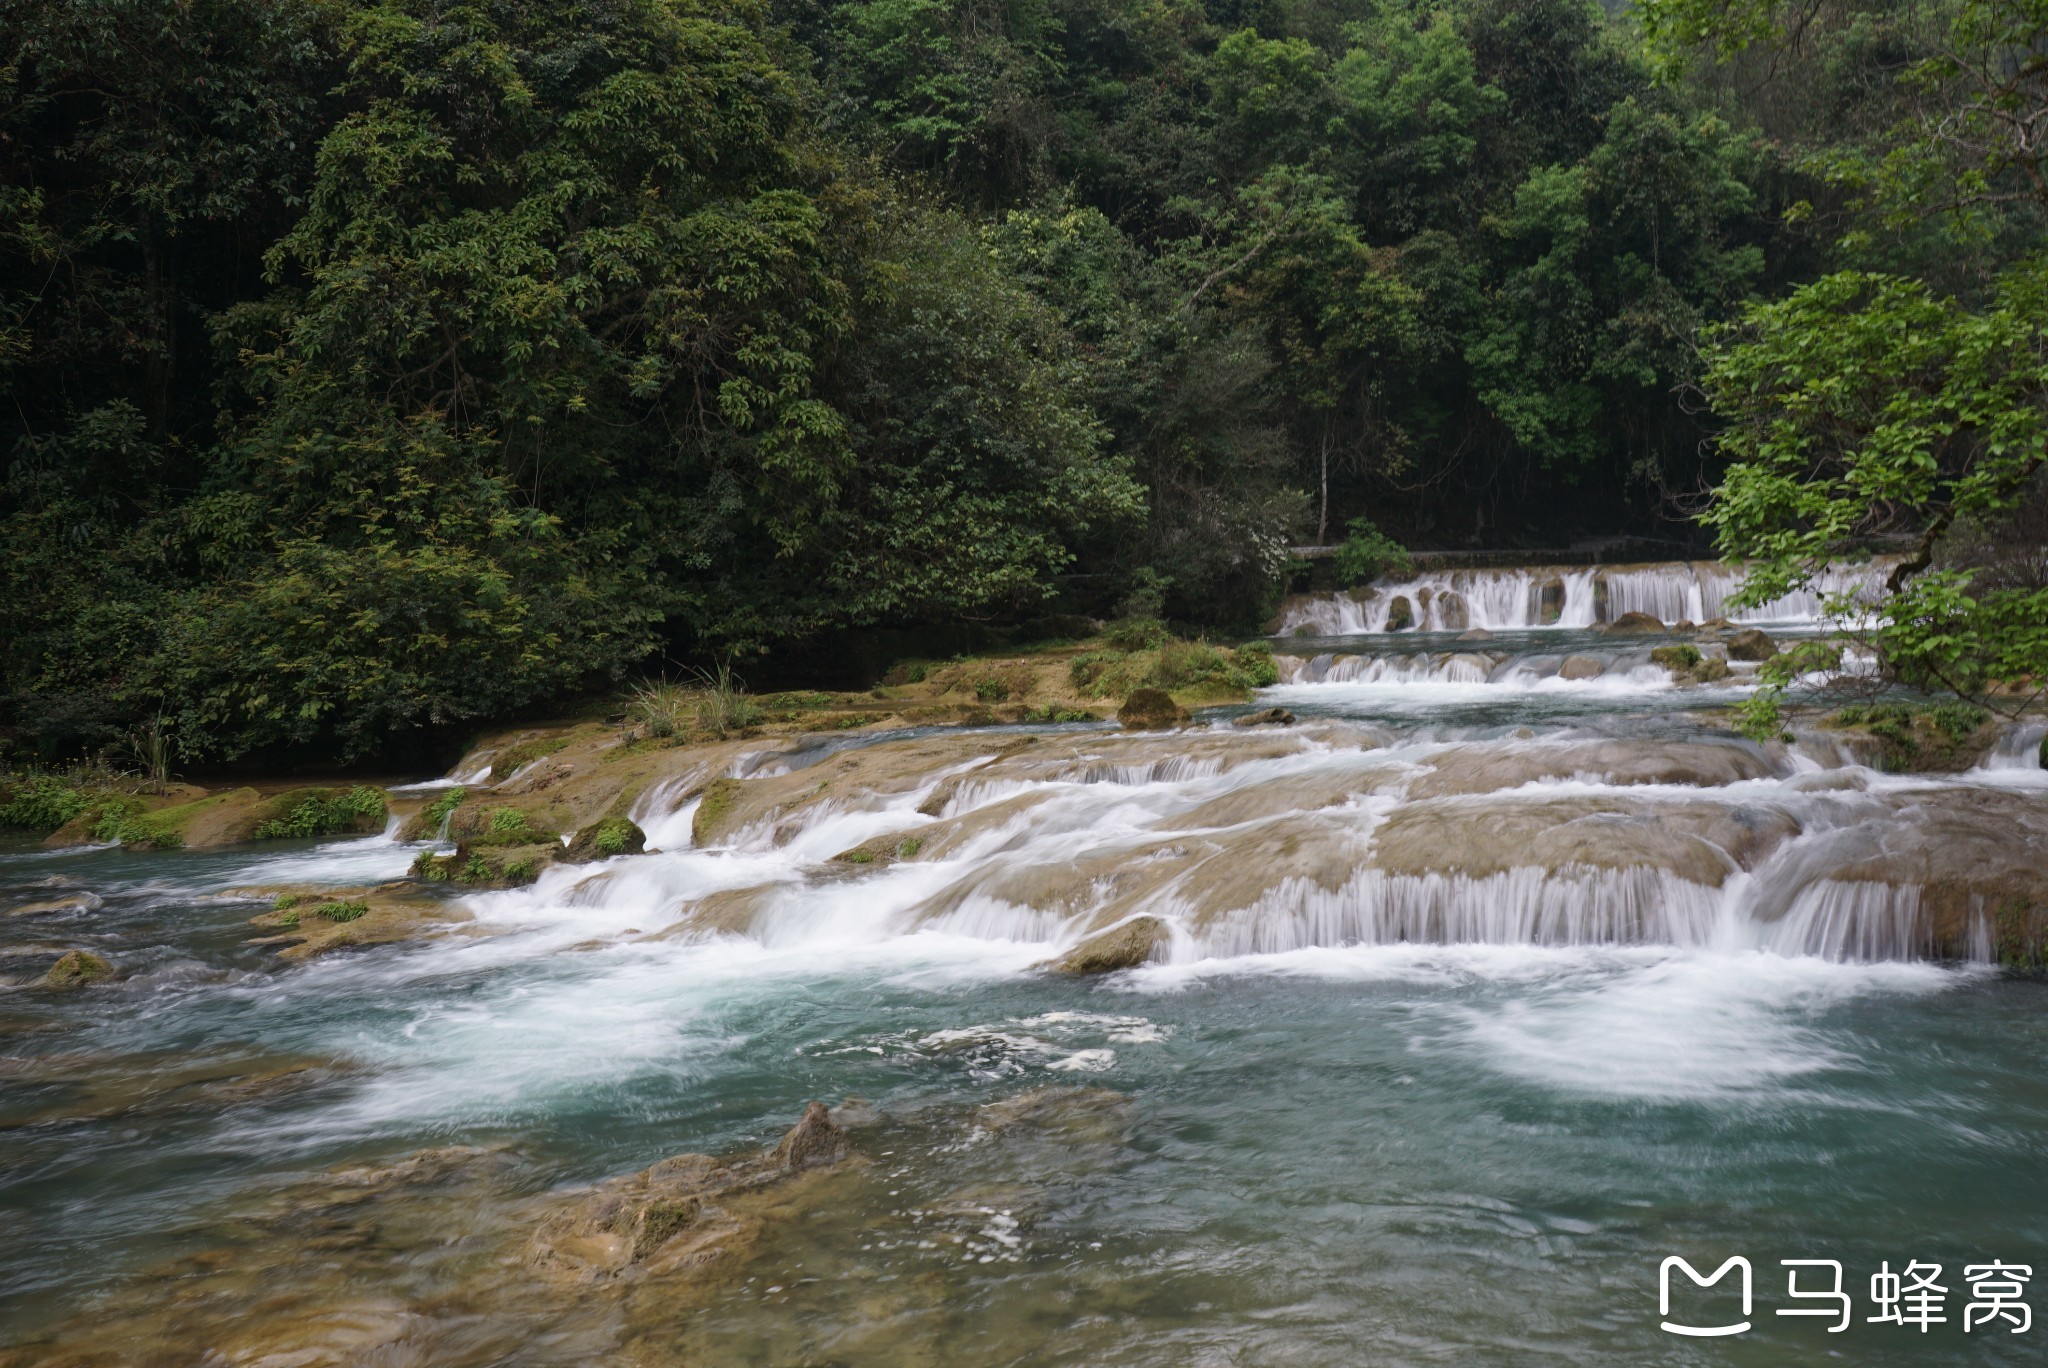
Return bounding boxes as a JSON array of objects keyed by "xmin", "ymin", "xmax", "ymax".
[{"xmin": 1270, "ymin": 559, "xmax": 1895, "ymax": 635}]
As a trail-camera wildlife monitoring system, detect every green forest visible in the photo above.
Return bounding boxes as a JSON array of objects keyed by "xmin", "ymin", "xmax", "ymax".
[{"xmin": 4, "ymin": 0, "xmax": 2046, "ymax": 764}]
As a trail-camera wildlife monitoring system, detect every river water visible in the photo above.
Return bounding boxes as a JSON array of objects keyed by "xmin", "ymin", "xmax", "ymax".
[{"xmin": 3, "ymin": 566, "xmax": 2044, "ymax": 1365}]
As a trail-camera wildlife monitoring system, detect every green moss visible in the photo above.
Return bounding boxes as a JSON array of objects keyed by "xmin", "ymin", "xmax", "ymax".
[
  {"xmin": 43, "ymin": 949, "xmax": 112, "ymax": 988},
  {"xmin": 421, "ymin": 786, "xmax": 467, "ymax": 830},
  {"xmin": 503, "ymin": 858, "xmax": 538, "ymax": 884},
  {"xmin": 253, "ymin": 786, "xmax": 386, "ymax": 840},
  {"xmin": 313, "ymin": 900, "xmax": 368, "ymax": 923},
  {"xmin": 692, "ymin": 777, "xmax": 744, "ymax": 845},
  {"xmin": 592, "ymin": 817, "xmax": 637, "ymax": 856},
  {"xmin": 460, "ymin": 855, "xmax": 492, "ymax": 884},
  {"xmin": 489, "ymin": 736, "xmax": 569, "ymax": 781},
  {"xmin": 410, "ymin": 849, "xmax": 450, "ymax": 883},
  {"xmin": 273, "ymin": 893, "xmax": 304, "ymax": 911},
  {"xmin": 275, "ymin": 910, "xmax": 301, "ymax": 928},
  {"xmin": 897, "ymin": 837, "xmax": 923, "ymax": 859},
  {"xmin": 1650, "ymin": 643, "xmax": 1703, "ymax": 671},
  {"xmin": 844, "ymin": 849, "xmax": 875, "ymax": 865}
]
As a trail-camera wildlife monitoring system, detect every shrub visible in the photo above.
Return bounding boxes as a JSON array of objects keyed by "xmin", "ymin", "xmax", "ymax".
[
  {"xmin": 1333, "ymin": 517, "xmax": 1412, "ymax": 586},
  {"xmin": 0, "ymin": 777, "xmax": 90, "ymax": 832},
  {"xmin": 254, "ymin": 787, "xmax": 386, "ymax": 839},
  {"xmin": 503, "ymin": 858, "xmax": 538, "ymax": 884},
  {"xmin": 974, "ymin": 678, "xmax": 1010, "ymax": 701},
  {"xmin": 1106, "ymin": 617, "xmax": 1170, "ymax": 651},
  {"xmin": 1928, "ymin": 702, "xmax": 1990, "ymax": 741},
  {"xmin": 460, "ymin": 855, "xmax": 491, "ymax": 883},
  {"xmin": 1235, "ymin": 641, "xmax": 1280, "ymax": 688},
  {"xmin": 313, "ymin": 900, "xmax": 367, "ymax": 923}
]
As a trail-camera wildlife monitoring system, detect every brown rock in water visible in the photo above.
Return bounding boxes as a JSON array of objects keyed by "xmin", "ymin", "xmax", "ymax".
[
  {"xmin": 1047, "ymin": 915, "xmax": 1169, "ymax": 974},
  {"xmin": 773, "ymin": 1100, "xmax": 848, "ymax": 1171},
  {"xmin": 1727, "ymin": 627, "xmax": 1779, "ymax": 661},
  {"xmin": 1435, "ymin": 591, "xmax": 1469, "ymax": 631},
  {"xmin": 1557, "ymin": 655, "xmax": 1606, "ymax": 680},
  {"xmin": 1117, "ymin": 689, "xmax": 1189, "ymax": 730},
  {"xmin": 1385, "ymin": 595, "xmax": 1414, "ymax": 631},
  {"xmin": 1232, "ymin": 707, "xmax": 1295, "ymax": 728},
  {"xmin": 1537, "ymin": 577, "xmax": 1566, "ymax": 625},
  {"xmin": 1458, "ymin": 627, "xmax": 1495, "ymax": 642},
  {"xmin": 1603, "ymin": 611, "xmax": 1664, "ymax": 634},
  {"xmin": 42, "ymin": 949, "xmax": 112, "ymax": 988}
]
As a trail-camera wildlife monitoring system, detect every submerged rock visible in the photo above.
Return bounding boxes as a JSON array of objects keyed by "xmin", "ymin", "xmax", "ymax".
[
  {"xmin": 1117, "ymin": 689, "xmax": 1189, "ymax": 730},
  {"xmin": 1232, "ymin": 707, "xmax": 1295, "ymax": 728},
  {"xmin": 1046, "ymin": 916, "xmax": 1169, "ymax": 974},
  {"xmin": 6, "ymin": 892, "xmax": 103, "ymax": 917},
  {"xmin": 42, "ymin": 949, "xmax": 112, "ymax": 988},
  {"xmin": 563, "ymin": 816, "xmax": 646, "ymax": 863},
  {"xmin": 774, "ymin": 1100, "xmax": 848, "ymax": 1171},
  {"xmin": 528, "ymin": 1101, "xmax": 855, "ymax": 1284},
  {"xmin": 1457, "ymin": 627, "xmax": 1495, "ymax": 642},
  {"xmin": 1727, "ymin": 627, "xmax": 1778, "ymax": 661},
  {"xmin": 1603, "ymin": 611, "xmax": 1664, "ymax": 634},
  {"xmin": 1557, "ymin": 654, "xmax": 1606, "ymax": 680}
]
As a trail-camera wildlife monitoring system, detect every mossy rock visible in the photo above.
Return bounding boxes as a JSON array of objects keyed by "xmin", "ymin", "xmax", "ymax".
[
  {"xmin": 411, "ymin": 840, "xmax": 557, "ymax": 888},
  {"xmin": 1823, "ymin": 703, "xmax": 1999, "ymax": 774},
  {"xmin": 1650, "ymin": 644, "xmax": 1702, "ymax": 673},
  {"xmin": 398, "ymin": 786, "xmax": 471, "ymax": 841},
  {"xmin": 247, "ymin": 787, "xmax": 388, "ymax": 842},
  {"xmin": 1687, "ymin": 657, "xmax": 1732, "ymax": 684},
  {"xmin": 1045, "ymin": 916, "xmax": 1169, "ymax": 974},
  {"xmin": 1117, "ymin": 689, "xmax": 1189, "ymax": 731},
  {"xmin": 692, "ymin": 777, "xmax": 746, "ymax": 845},
  {"xmin": 447, "ymin": 805, "xmax": 558, "ymax": 849},
  {"xmin": 243, "ymin": 882, "xmax": 470, "ymax": 961},
  {"xmin": 489, "ymin": 735, "xmax": 570, "ymax": 782},
  {"xmin": 1990, "ymin": 898, "xmax": 2048, "ymax": 974},
  {"xmin": 564, "ymin": 816, "xmax": 646, "ymax": 863},
  {"xmin": 42, "ymin": 949, "xmax": 113, "ymax": 989}
]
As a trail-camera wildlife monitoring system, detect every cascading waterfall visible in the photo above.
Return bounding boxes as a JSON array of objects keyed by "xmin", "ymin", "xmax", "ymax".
[
  {"xmin": 1273, "ymin": 558, "xmax": 1895, "ymax": 635},
  {"xmin": 594, "ymin": 729, "xmax": 2030, "ymax": 966}
]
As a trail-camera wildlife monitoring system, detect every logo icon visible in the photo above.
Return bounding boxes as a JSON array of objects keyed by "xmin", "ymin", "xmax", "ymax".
[{"xmin": 1661, "ymin": 1256, "xmax": 1754, "ymax": 1337}]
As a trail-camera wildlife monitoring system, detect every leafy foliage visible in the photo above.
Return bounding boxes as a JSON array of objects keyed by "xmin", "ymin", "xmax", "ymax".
[
  {"xmin": 252, "ymin": 786, "xmax": 387, "ymax": 839},
  {"xmin": 1333, "ymin": 518, "xmax": 1412, "ymax": 586}
]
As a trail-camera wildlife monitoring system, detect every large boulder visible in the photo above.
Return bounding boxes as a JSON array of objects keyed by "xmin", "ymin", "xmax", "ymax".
[
  {"xmin": 1117, "ymin": 689, "xmax": 1189, "ymax": 730},
  {"xmin": 1046, "ymin": 916, "xmax": 1169, "ymax": 974},
  {"xmin": 1537, "ymin": 577, "xmax": 1566, "ymax": 625},
  {"xmin": 1603, "ymin": 611, "xmax": 1664, "ymax": 634},
  {"xmin": 1385, "ymin": 595, "xmax": 1414, "ymax": 631},
  {"xmin": 1232, "ymin": 707, "xmax": 1295, "ymax": 728},
  {"xmin": 1558, "ymin": 655, "xmax": 1606, "ymax": 680},
  {"xmin": 1727, "ymin": 628, "xmax": 1779, "ymax": 661}
]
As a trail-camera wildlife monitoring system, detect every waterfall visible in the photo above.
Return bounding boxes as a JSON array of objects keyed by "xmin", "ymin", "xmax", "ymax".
[{"xmin": 1274, "ymin": 558, "xmax": 1895, "ymax": 635}]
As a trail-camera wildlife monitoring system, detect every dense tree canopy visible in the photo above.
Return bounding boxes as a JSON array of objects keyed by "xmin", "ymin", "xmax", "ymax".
[{"xmin": 4, "ymin": 0, "xmax": 2037, "ymax": 762}]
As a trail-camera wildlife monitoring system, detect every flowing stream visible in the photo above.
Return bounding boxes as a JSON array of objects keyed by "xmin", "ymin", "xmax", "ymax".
[{"xmin": 2, "ymin": 567, "xmax": 2045, "ymax": 1365}]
